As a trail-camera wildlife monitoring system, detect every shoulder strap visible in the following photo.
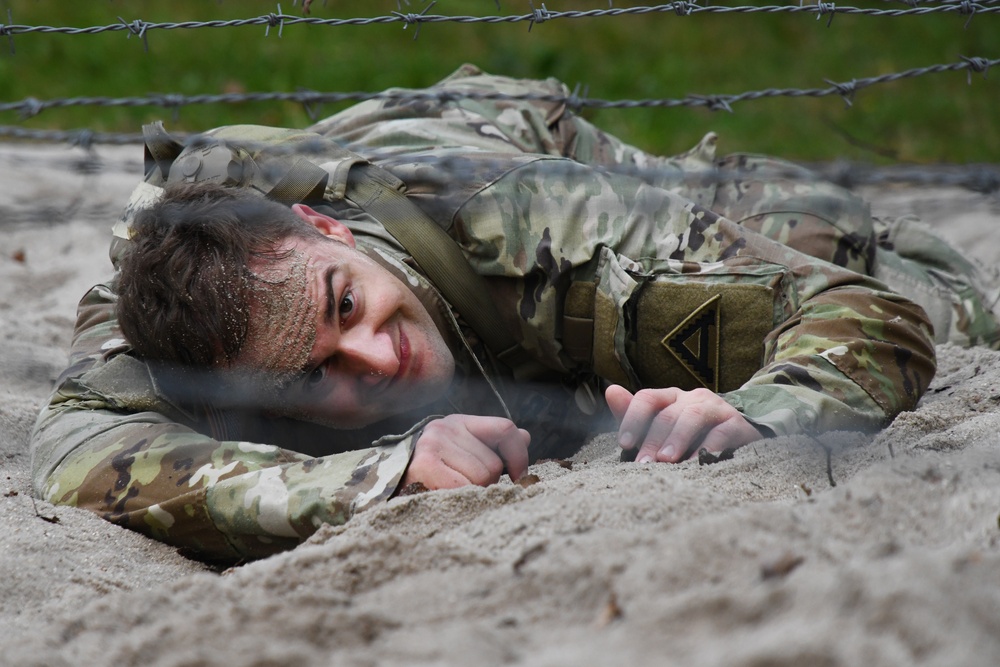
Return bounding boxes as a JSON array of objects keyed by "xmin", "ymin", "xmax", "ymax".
[
  {"xmin": 342, "ymin": 162, "xmax": 546, "ymax": 380},
  {"xmin": 265, "ymin": 158, "xmax": 329, "ymax": 206}
]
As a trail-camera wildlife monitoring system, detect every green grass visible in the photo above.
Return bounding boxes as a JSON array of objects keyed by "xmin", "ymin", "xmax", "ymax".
[{"xmin": 0, "ymin": 0, "xmax": 996, "ymax": 162}]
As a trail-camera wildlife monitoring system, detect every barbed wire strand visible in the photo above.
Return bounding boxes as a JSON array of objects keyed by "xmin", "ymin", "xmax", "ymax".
[
  {"xmin": 2, "ymin": 124, "xmax": 998, "ymax": 195},
  {"xmin": 1, "ymin": 163, "xmax": 997, "ymax": 226},
  {"xmin": 0, "ymin": 53, "xmax": 994, "ymax": 122},
  {"xmin": 0, "ymin": 5, "xmax": 995, "ymax": 193},
  {"xmin": 0, "ymin": 1, "xmax": 998, "ymax": 44}
]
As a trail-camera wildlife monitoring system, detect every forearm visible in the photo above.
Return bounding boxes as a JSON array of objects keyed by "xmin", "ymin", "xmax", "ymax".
[
  {"xmin": 725, "ymin": 283, "xmax": 936, "ymax": 436},
  {"xmin": 33, "ymin": 402, "xmax": 418, "ymax": 562}
]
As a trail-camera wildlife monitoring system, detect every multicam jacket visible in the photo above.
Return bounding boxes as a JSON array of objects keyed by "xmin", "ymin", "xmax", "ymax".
[{"xmin": 32, "ymin": 65, "xmax": 948, "ymax": 562}]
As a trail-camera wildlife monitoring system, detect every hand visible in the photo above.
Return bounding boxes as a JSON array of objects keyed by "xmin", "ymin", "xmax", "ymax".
[
  {"xmin": 605, "ymin": 385, "xmax": 761, "ymax": 463},
  {"xmin": 402, "ymin": 414, "xmax": 531, "ymax": 489}
]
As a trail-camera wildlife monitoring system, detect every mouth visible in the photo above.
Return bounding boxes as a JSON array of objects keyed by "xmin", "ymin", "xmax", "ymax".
[{"xmin": 396, "ymin": 325, "xmax": 411, "ymax": 384}]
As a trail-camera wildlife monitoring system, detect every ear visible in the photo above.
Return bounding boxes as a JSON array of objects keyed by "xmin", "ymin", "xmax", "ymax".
[{"xmin": 291, "ymin": 203, "xmax": 356, "ymax": 248}]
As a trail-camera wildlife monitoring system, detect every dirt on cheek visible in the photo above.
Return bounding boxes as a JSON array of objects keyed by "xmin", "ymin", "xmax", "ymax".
[{"xmin": 241, "ymin": 253, "xmax": 318, "ymax": 391}]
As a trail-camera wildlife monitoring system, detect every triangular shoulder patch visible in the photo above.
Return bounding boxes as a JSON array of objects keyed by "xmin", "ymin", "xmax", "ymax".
[{"xmin": 661, "ymin": 293, "xmax": 720, "ymax": 391}]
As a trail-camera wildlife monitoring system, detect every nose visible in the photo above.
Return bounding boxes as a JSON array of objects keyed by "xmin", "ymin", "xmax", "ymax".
[{"xmin": 337, "ymin": 326, "xmax": 399, "ymax": 388}]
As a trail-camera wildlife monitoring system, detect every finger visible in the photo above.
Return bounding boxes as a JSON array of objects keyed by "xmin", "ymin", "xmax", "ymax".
[
  {"xmin": 404, "ymin": 446, "xmax": 473, "ymax": 490},
  {"xmin": 618, "ymin": 388, "xmax": 678, "ymax": 452},
  {"xmin": 439, "ymin": 441, "xmax": 500, "ymax": 487},
  {"xmin": 632, "ymin": 401, "xmax": 686, "ymax": 463},
  {"xmin": 420, "ymin": 416, "xmax": 525, "ymax": 485},
  {"xmin": 654, "ymin": 403, "xmax": 720, "ymax": 462},
  {"xmin": 696, "ymin": 415, "xmax": 762, "ymax": 455},
  {"xmin": 455, "ymin": 416, "xmax": 530, "ymax": 481},
  {"xmin": 453, "ymin": 415, "xmax": 523, "ymax": 447},
  {"xmin": 415, "ymin": 464, "xmax": 470, "ymax": 490},
  {"xmin": 604, "ymin": 384, "xmax": 634, "ymax": 423},
  {"xmin": 408, "ymin": 418, "xmax": 499, "ymax": 488},
  {"xmin": 497, "ymin": 428, "xmax": 531, "ymax": 482}
]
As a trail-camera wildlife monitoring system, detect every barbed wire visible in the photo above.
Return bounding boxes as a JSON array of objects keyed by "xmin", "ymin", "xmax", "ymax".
[
  {"xmin": 0, "ymin": 126, "xmax": 146, "ymax": 146},
  {"xmin": 2, "ymin": 127, "xmax": 998, "ymax": 195},
  {"xmin": 804, "ymin": 161, "xmax": 1000, "ymax": 193},
  {"xmin": 1, "ymin": 3, "xmax": 994, "ymax": 194},
  {"xmin": 0, "ymin": 53, "xmax": 994, "ymax": 123},
  {"xmin": 890, "ymin": 0, "xmax": 999, "ymax": 3},
  {"xmin": 0, "ymin": 1, "xmax": 997, "ymax": 51}
]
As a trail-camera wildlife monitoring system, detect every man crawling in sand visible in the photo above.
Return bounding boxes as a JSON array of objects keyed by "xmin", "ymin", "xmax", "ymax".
[{"xmin": 31, "ymin": 65, "xmax": 1000, "ymax": 561}]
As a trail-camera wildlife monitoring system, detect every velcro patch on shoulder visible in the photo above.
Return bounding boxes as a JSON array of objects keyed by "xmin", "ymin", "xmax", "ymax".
[{"xmin": 635, "ymin": 282, "xmax": 774, "ymax": 393}]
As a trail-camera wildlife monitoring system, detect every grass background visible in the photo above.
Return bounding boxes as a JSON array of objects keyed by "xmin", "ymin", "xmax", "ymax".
[{"xmin": 0, "ymin": 0, "xmax": 996, "ymax": 163}]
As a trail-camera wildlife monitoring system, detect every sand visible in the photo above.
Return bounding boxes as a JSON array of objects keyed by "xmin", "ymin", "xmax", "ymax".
[{"xmin": 1, "ymin": 142, "xmax": 999, "ymax": 666}]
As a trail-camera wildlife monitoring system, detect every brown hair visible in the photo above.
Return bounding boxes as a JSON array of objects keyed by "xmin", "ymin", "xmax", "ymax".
[{"xmin": 115, "ymin": 182, "xmax": 324, "ymax": 368}]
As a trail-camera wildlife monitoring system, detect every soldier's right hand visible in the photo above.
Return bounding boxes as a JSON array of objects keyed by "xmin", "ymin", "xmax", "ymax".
[{"xmin": 401, "ymin": 414, "xmax": 530, "ymax": 490}]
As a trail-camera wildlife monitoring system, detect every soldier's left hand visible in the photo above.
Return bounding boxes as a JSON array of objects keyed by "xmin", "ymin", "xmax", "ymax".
[{"xmin": 605, "ymin": 385, "xmax": 762, "ymax": 463}]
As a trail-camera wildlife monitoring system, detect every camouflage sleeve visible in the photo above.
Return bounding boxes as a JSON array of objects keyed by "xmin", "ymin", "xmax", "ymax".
[
  {"xmin": 31, "ymin": 285, "xmax": 417, "ymax": 562},
  {"xmin": 720, "ymin": 274, "xmax": 935, "ymax": 436},
  {"xmin": 451, "ymin": 158, "xmax": 936, "ymax": 436}
]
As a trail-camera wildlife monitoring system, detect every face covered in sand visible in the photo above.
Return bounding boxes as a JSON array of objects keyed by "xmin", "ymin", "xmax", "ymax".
[{"xmin": 232, "ymin": 204, "xmax": 456, "ymax": 429}]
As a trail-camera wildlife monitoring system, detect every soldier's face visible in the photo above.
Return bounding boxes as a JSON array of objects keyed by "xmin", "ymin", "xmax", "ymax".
[{"xmin": 233, "ymin": 206, "xmax": 456, "ymax": 428}]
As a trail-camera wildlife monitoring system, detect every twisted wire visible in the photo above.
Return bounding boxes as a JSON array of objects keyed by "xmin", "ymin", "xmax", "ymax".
[
  {"xmin": 0, "ymin": 2, "xmax": 998, "ymax": 42},
  {"xmin": 0, "ymin": 54, "xmax": 994, "ymax": 120}
]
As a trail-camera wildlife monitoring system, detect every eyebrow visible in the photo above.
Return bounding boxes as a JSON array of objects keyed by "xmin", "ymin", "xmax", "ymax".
[
  {"xmin": 283, "ymin": 263, "xmax": 339, "ymax": 389},
  {"xmin": 323, "ymin": 266, "xmax": 337, "ymax": 324}
]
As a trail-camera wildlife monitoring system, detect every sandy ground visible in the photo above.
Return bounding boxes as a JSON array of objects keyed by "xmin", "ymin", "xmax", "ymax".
[{"xmin": 1, "ymin": 143, "xmax": 1000, "ymax": 666}]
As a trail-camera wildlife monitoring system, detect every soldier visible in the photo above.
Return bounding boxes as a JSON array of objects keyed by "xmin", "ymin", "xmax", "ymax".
[{"xmin": 31, "ymin": 65, "xmax": 998, "ymax": 562}]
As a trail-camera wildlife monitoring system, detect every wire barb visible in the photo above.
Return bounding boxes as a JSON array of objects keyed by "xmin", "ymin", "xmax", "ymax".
[
  {"xmin": 824, "ymin": 78, "xmax": 858, "ymax": 107},
  {"xmin": 566, "ymin": 81, "xmax": 588, "ymax": 114},
  {"xmin": 673, "ymin": 0, "xmax": 696, "ymax": 16},
  {"xmin": 69, "ymin": 129, "xmax": 96, "ymax": 152},
  {"xmin": 154, "ymin": 93, "xmax": 186, "ymax": 108},
  {"xmin": 694, "ymin": 94, "xmax": 735, "ymax": 113},
  {"xmin": 18, "ymin": 97, "xmax": 43, "ymax": 120},
  {"xmin": 960, "ymin": 55, "xmax": 991, "ymax": 83},
  {"xmin": 1, "ymin": 9, "xmax": 14, "ymax": 55},
  {"xmin": 528, "ymin": 1, "xmax": 551, "ymax": 31},
  {"xmin": 117, "ymin": 17, "xmax": 150, "ymax": 52},
  {"xmin": 298, "ymin": 87, "xmax": 322, "ymax": 122},
  {"xmin": 816, "ymin": 1, "xmax": 837, "ymax": 26},
  {"xmin": 265, "ymin": 4, "xmax": 285, "ymax": 37},
  {"xmin": 392, "ymin": 1, "xmax": 434, "ymax": 40},
  {"xmin": 958, "ymin": 0, "xmax": 976, "ymax": 28}
]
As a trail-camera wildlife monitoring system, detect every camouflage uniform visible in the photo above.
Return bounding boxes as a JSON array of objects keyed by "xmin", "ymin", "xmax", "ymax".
[{"xmin": 31, "ymin": 65, "xmax": 995, "ymax": 562}]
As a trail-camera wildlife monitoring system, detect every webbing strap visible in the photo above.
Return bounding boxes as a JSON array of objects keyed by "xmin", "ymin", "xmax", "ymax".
[
  {"xmin": 265, "ymin": 158, "xmax": 329, "ymax": 206},
  {"xmin": 562, "ymin": 281, "xmax": 597, "ymax": 364},
  {"xmin": 345, "ymin": 163, "xmax": 544, "ymax": 379}
]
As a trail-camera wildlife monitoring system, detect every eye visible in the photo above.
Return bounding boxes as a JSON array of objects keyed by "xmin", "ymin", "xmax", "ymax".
[
  {"xmin": 339, "ymin": 290, "xmax": 356, "ymax": 321},
  {"xmin": 305, "ymin": 364, "xmax": 327, "ymax": 387}
]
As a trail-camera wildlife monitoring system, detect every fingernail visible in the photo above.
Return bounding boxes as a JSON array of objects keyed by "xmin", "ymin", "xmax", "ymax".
[
  {"xmin": 660, "ymin": 445, "xmax": 676, "ymax": 461},
  {"xmin": 619, "ymin": 431, "xmax": 634, "ymax": 449},
  {"xmin": 637, "ymin": 454, "xmax": 653, "ymax": 464}
]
